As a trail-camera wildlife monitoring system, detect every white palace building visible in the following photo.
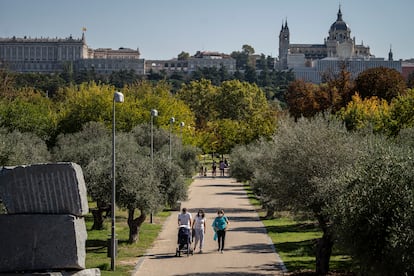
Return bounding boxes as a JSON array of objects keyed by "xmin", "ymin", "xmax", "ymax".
[{"xmin": 0, "ymin": 32, "xmax": 236, "ymax": 76}]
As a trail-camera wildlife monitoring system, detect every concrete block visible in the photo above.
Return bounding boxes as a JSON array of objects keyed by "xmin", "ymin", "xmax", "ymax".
[
  {"xmin": 0, "ymin": 214, "xmax": 87, "ymax": 272},
  {"xmin": 0, "ymin": 163, "xmax": 88, "ymax": 216}
]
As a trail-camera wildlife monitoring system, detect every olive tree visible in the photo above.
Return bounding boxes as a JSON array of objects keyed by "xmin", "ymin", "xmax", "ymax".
[
  {"xmin": 247, "ymin": 115, "xmax": 363, "ymax": 274},
  {"xmin": 53, "ymin": 122, "xmax": 111, "ymax": 230},
  {"xmin": 332, "ymin": 136, "xmax": 414, "ymax": 275},
  {"xmin": 0, "ymin": 128, "xmax": 50, "ymax": 166}
]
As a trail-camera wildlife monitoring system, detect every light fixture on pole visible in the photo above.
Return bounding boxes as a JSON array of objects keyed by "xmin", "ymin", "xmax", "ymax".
[
  {"xmin": 169, "ymin": 117, "xmax": 175, "ymax": 161},
  {"xmin": 150, "ymin": 109, "xmax": 158, "ymax": 224},
  {"xmin": 111, "ymin": 91, "xmax": 124, "ymax": 271}
]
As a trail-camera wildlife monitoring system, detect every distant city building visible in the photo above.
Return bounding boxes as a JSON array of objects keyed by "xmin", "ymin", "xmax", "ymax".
[
  {"xmin": 277, "ymin": 6, "xmax": 403, "ymax": 83},
  {"xmin": 146, "ymin": 51, "xmax": 236, "ymax": 75},
  {"xmin": 402, "ymin": 59, "xmax": 414, "ymax": 81},
  {"xmin": 0, "ymin": 34, "xmax": 87, "ymax": 73},
  {"xmin": 0, "ymin": 32, "xmax": 145, "ymax": 74}
]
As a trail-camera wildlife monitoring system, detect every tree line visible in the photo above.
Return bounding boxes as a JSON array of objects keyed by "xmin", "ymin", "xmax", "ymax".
[{"xmin": 229, "ymin": 64, "xmax": 414, "ymax": 274}]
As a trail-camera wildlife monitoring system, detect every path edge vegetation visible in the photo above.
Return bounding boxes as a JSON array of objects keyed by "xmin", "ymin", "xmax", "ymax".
[{"xmin": 243, "ymin": 183, "xmax": 354, "ymax": 275}]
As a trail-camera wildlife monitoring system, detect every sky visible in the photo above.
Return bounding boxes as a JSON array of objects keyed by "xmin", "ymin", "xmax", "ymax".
[{"xmin": 1, "ymin": 0, "xmax": 413, "ymax": 61}]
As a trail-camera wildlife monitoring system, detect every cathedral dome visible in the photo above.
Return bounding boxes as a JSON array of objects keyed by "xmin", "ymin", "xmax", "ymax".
[
  {"xmin": 329, "ymin": 7, "xmax": 350, "ymax": 32},
  {"xmin": 330, "ymin": 20, "xmax": 349, "ymax": 31}
]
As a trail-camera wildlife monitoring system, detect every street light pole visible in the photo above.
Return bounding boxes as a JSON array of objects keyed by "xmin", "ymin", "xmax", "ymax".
[
  {"xmin": 180, "ymin": 121, "xmax": 185, "ymax": 142},
  {"xmin": 111, "ymin": 91, "xmax": 124, "ymax": 271},
  {"xmin": 150, "ymin": 109, "xmax": 158, "ymax": 223},
  {"xmin": 151, "ymin": 109, "xmax": 158, "ymax": 161},
  {"xmin": 169, "ymin": 117, "xmax": 175, "ymax": 162}
]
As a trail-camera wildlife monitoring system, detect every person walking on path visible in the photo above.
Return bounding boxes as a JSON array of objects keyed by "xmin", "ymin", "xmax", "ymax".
[
  {"xmin": 219, "ymin": 160, "xmax": 225, "ymax": 176},
  {"xmin": 212, "ymin": 161, "xmax": 217, "ymax": 177},
  {"xmin": 212, "ymin": 209, "xmax": 229, "ymax": 253},
  {"xmin": 192, "ymin": 209, "xmax": 206, "ymax": 253},
  {"xmin": 178, "ymin": 207, "xmax": 192, "ymax": 229},
  {"xmin": 177, "ymin": 207, "xmax": 192, "ymax": 242}
]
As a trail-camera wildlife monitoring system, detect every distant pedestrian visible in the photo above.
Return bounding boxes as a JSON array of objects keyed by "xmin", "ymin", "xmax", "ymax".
[
  {"xmin": 212, "ymin": 209, "xmax": 229, "ymax": 253},
  {"xmin": 192, "ymin": 209, "xmax": 206, "ymax": 253},
  {"xmin": 199, "ymin": 165, "xmax": 204, "ymax": 176},
  {"xmin": 219, "ymin": 160, "xmax": 225, "ymax": 176},
  {"xmin": 212, "ymin": 161, "xmax": 217, "ymax": 177},
  {"xmin": 224, "ymin": 158, "xmax": 229, "ymax": 168}
]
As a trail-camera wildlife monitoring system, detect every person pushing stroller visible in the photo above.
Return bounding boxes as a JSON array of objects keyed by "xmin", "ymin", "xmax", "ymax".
[{"xmin": 176, "ymin": 208, "xmax": 193, "ymax": 256}]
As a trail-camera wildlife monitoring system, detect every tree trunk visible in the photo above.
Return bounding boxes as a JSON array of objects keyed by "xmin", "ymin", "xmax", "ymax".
[
  {"xmin": 315, "ymin": 214, "xmax": 334, "ymax": 275},
  {"xmin": 315, "ymin": 231, "xmax": 334, "ymax": 275},
  {"xmin": 127, "ymin": 208, "xmax": 147, "ymax": 244},
  {"xmin": 91, "ymin": 208, "xmax": 105, "ymax": 230},
  {"xmin": 265, "ymin": 208, "xmax": 274, "ymax": 219},
  {"xmin": 91, "ymin": 201, "xmax": 110, "ymax": 230}
]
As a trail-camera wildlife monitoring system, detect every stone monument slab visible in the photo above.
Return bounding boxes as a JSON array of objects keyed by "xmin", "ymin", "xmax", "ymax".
[
  {"xmin": 0, "ymin": 163, "xmax": 88, "ymax": 216},
  {"xmin": 0, "ymin": 214, "xmax": 87, "ymax": 272}
]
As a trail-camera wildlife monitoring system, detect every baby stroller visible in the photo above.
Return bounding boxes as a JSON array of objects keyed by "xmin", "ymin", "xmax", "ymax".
[{"xmin": 175, "ymin": 226, "xmax": 194, "ymax": 257}]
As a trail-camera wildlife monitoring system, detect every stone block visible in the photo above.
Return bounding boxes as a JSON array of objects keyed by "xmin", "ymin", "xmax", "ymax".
[
  {"xmin": 0, "ymin": 163, "xmax": 88, "ymax": 216},
  {"xmin": 0, "ymin": 214, "xmax": 87, "ymax": 272}
]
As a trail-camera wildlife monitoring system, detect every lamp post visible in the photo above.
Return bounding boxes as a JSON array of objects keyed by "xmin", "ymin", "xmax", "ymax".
[
  {"xmin": 111, "ymin": 91, "xmax": 124, "ymax": 271},
  {"xmin": 150, "ymin": 109, "xmax": 158, "ymax": 223},
  {"xmin": 180, "ymin": 121, "xmax": 185, "ymax": 142},
  {"xmin": 169, "ymin": 117, "xmax": 175, "ymax": 162},
  {"xmin": 150, "ymin": 109, "xmax": 158, "ymax": 161}
]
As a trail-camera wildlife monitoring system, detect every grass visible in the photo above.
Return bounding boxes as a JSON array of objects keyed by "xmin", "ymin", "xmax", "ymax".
[
  {"xmin": 244, "ymin": 184, "xmax": 353, "ymax": 273},
  {"xmin": 84, "ymin": 207, "xmax": 170, "ymax": 275}
]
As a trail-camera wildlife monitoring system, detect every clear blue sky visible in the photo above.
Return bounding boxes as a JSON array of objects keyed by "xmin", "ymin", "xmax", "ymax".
[{"xmin": 1, "ymin": 0, "xmax": 413, "ymax": 60}]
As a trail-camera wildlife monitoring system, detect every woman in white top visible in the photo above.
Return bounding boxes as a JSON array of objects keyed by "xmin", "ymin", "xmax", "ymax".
[{"xmin": 192, "ymin": 209, "xmax": 206, "ymax": 253}]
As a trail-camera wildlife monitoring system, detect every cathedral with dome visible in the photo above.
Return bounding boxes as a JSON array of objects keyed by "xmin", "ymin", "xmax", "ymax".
[{"xmin": 278, "ymin": 6, "xmax": 372, "ymax": 70}]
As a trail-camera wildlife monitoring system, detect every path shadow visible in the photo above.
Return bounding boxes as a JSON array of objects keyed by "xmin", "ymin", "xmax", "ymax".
[
  {"xmin": 228, "ymin": 215, "xmax": 259, "ymax": 222},
  {"xmin": 266, "ymin": 222, "xmax": 319, "ymax": 234},
  {"xmin": 174, "ymin": 272, "xmax": 277, "ymax": 276},
  {"xmin": 202, "ymin": 184, "xmax": 230, "ymax": 188},
  {"xmin": 230, "ymin": 226, "xmax": 266, "ymax": 234},
  {"xmin": 186, "ymin": 207, "xmax": 256, "ymax": 214},
  {"xmin": 147, "ymin": 252, "xmax": 179, "ymax": 260},
  {"xmin": 227, "ymin": 242, "xmax": 275, "ymax": 254},
  {"xmin": 86, "ymin": 239, "xmax": 107, "ymax": 253},
  {"xmin": 215, "ymin": 191, "xmax": 246, "ymax": 196},
  {"xmin": 275, "ymin": 239, "xmax": 317, "ymax": 257}
]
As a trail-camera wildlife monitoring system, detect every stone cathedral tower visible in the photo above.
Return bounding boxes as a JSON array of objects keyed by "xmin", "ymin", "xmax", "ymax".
[{"xmin": 278, "ymin": 20, "xmax": 290, "ymax": 70}]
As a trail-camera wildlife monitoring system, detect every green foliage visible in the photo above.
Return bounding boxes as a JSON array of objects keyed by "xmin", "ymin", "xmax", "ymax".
[
  {"xmin": 251, "ymin": 115, "xmax": 361, "ymax": 215},
  {"xmin": 178, "ymin": 79, "xmax": 277, "ymax": 153},
  {"xmin": 338, "ymin": 94, "xmax": 390, "ymax": 132},
  {"xmin": 176, "ymin": 145, "xmax": 201, "ymax": 177},
  {"xmin": 0, "ymin": 88, "xmax": 58, "ymax": 140},
  {"xmin": 56, "ymin": 82, "xmax": 115, "ymax": 134},
  {"xmin": 332, "ymin": 139, "xmax": 414, "ymax": 275},
  {"xmin": 13, "ymin": 72, "xmax": 66, "ymax": 97},
  {"xmin": 387, "ymin": 88, "xmax": 414, "ymax": 135},
  {"xmin": 0, "ymin": 128, "xmax": 50, "ymax": 166},
  {"xmin": 177, "ymin": 51, "xmax": 190, "ymax": 60},
  {"xmin": 230, "ymin": 141, "xmax": 263, "ymax": 183},
  {"xmin": 154, "ymin": 156, "xmax": 187, "ymax": 207}
]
